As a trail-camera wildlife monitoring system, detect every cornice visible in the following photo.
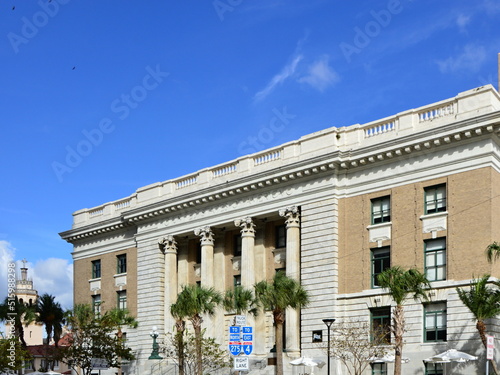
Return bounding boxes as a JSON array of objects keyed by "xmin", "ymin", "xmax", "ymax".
[{"xmin": 61, "ymin": 112, "xmax": 500, "ymax": 244}]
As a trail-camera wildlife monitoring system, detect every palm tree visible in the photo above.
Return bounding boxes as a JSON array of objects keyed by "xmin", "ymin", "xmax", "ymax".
[
  {"xmin": 0, "ymin": 296, "xmax": 37, "ymax": 347},
  {"xmin": 36, "ymin": 293, "xmax": 65, "ymax": 371},
  {"xmin": 223, "ymin": 285, "xmax": 259, "ymax": 319},
  {"xmin": 377, "ymin": 266, "xmax": 430, "ymax": 375},
  {"xmin": 170, "ymin": 300, "xmax": 189, "ymax": 375},
  {"xmin": 486, "ymin": 242, "xmax": 500, "ymax": 263},
  {"xmin": 174, "ymin": 284, "xmax": 222, "ymax": 375},
  {"xmin": 101, "ymin": 308, "xmax": 138, "ymax": 375},
  {"xmin": 254, "ymin": 271, "xmax": 310, "ymax": 375},
  {"xmin": 456, "ymin": 274, "xmax": 500, "ymax": 375}
]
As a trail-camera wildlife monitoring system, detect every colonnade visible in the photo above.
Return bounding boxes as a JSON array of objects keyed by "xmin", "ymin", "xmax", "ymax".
[{"xmin": 159, "ymin": 206, "xmax": 301, "ymax": 357}]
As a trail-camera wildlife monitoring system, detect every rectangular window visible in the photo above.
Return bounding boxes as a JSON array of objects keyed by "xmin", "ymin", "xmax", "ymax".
[
  {"xmin": 371, "ymin": 247, "xmax": 390, "ymax": 288},
  {"xmin": 371, "ymin": 196, "xmax": 391, "ymax": 224},
  {"xmin": 233, "ymin": 235, "xmax": 242, "ymax": 257},
  {"xmin": 425, "ymin": 363, "xmax": 444, "ymax": 375},
  {"xmin": 424, "ymin": 302, "xmax": 447, "ymax": 342},
  {"xmin": 92, "ymin": 260, "xmax": 101, "ymax": 279},
  {"xmin": 275, "ymin": 224, "xmax": 286, "ymax": 248},
  {"xmin": 371, "ymin": 307, "xmax": 391, "ymax": 343},
  {"xmin": 425, "ymin": 184, "xmax": 446, "ymax": 214},
  {"xmin": 92, "ymin": 294, "xmax": 101, "ymax": 316},
  {"xmin": 425, "ymin": 238, "xmax": 446, "ymax": 281},
  {"xmin": 371, "ymin": 363, "xmax": 387, "ymax": 375},
  {"xmin": 233, "ymin": 275, "xmax": 241, "ymax": 287},
  {"xmin": 117, "ymin": 290, "xmax": 127, "ymax": 310},
  {"xmin": 117, "ymin": 254, "xmax": 127, "ymax": 274}
]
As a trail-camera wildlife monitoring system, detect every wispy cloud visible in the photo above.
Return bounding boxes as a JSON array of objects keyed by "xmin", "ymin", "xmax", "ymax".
[
  {"xmin": 436, "ymin": 44, "xmax": 487, "ymax": 73},
  {"xmin": 254, "ymin": 54, "xmax": 303, "ymax": 102},
  {"xmin": 456, "ymin": 14, "xmax": 471, "ymax": 33},
  {"xmin": 298, "ymin": 55, "xmax": 340, "ymax": 92}
]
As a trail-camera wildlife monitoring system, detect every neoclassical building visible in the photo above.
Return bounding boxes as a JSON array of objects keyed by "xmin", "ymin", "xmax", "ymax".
[{"xmin": 61, "ymin": 84, "xmax": 500, "ymax": 375}]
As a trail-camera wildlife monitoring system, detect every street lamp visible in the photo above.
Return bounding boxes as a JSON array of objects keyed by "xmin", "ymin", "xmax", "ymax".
[
  {"xmin": 322, "ymin": 318, "xmax": 335, "ymax": 375},
  {"xmin": 149, "ymin": 326, "xmax": 163, "ymax": 360}
]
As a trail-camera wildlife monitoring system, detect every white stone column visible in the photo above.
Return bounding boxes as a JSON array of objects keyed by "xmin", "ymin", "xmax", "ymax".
[
  {"xmin": 234, "ymin": 217, "xmax": 256, "ymax": 288},
  {"xmin": 194, "ymin": 226, "xmax": 215, "ymax": 288},
  {"xmin": 159, "ymin": 235, "xmax": 178, "ymax": 334},
  {"xmin": 279, "ymin": 206, "xmax": 301, "ymax": 357}
]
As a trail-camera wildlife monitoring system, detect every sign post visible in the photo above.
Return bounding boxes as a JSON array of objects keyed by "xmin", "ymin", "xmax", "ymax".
[{"xmin": 486, "ymin": 335, "xmax": 494, "ymax": 375}]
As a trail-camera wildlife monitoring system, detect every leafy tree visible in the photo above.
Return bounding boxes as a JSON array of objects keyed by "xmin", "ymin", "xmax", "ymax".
[
  {"xmin": 223, "ymin": 285, "xmax": 259, "ymax": 320},
  {"xmin": 0, "ymin": 337, "xmax": 30, "ymax": 373},
  {"xmin": 57, "ymin": 304, "xmax": 135, "ymax": 375},
  {"xmin": 173, "ymin": 284, "xmax": 222, "ymax": 375},
  {"xmin": 36, "ymin": 293, "xmax": 65, "ymax": 371},
  {"xmin": 457, "ymin": 275, "xmax": 500, "ymax": 375},
  {"xmin": 254, "ymin": 271, "xmax": 310, "ymax": 375},
  {"xmin": 163, "ymin": 330, "xmax": 232, "ymax": 375},
  {"xmin": 0, "ymin": 296, "xmax": 37, "ymax": 347},
  {"xmin": 486, "ymin": 242, "xmax": 500, "ymax": 263},
  {"xmin": 377, "ymin": 267, "xmax": 430, "ymax": 375},
  {"xmin": 101, "ymin": 308, "xmax": 138, "ymax": 375},
  {"xmin": 327, "ymin": 320, "xmax": 392, "ymax": 375}
]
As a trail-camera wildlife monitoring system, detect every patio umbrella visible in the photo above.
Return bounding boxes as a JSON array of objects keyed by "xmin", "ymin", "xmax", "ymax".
[
  {"xmin": 290, "ymin": 356, "xmax": 326, "ymax": 374},
  {"xmin": 369, "ymin": 354, "xmax": 410, "ymax": 363},
  {"xmin": 424, "ymin": 349, "xmax": 477, "ymax": 374}
]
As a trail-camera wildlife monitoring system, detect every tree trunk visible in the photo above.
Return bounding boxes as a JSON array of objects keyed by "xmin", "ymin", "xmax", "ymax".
[
  {"xmin": 274, "ymin": 310, "xmax": 285, "ymax": 375},
  {"xmin": 477, "ymin": 320, "xmax": 499, "ymax": 375},
  {"xmin": 392, "ymin": 305, "xmax": 405, "ymax": 375},
  {"xmin": 175, "ymin": 320, "xmax": 186, "ymax": 375},
  {"xmin": 191, "ymin": 315, "xmax": 203, "ymax": 375}
]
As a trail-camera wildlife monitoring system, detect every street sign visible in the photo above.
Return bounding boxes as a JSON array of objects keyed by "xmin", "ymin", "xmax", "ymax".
[
  {"xmin": 487, "ymin": 335, "xmax": 495, "ymax": 360},
  {"xmin": 242, "ymin": 344, "xmax": 253, "ymax": 355},
  {"xmin": 242, "ymin": 326, "xmax": 253, "ymax": 334},
  {"xmin": 235, "ymin": 315, "xmax": 246, "ymax": 326},
  {"xmin": 229, "ymin": 343, "xmax": 242, "ymax": 355},
  {"xmin": 229, "ymin": 326, "xmax": 241, "ymax": 333},
  {"xmin": 234, "ymin": 357, "xmax": 249, "ymax": 371},
  {"xmin": 230, "ymin": 333, "xmax": 241, "ymax": 341}
]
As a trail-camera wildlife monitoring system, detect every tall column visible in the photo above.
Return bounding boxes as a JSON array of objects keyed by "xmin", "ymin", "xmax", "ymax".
[
  {"xmin": 234, "ymin": 217, "xmax": 256, "ymax": 288},
  {"xmin": 279, "ymin": 206, "xmax": 301, "ymax": 356},
  {"xmin": 194, "ymin": 226, "xmax": 215, "ymax": 288},
  {"xmin": 159, "ymin": 235, "xmax": 178, "ymax": 334}
]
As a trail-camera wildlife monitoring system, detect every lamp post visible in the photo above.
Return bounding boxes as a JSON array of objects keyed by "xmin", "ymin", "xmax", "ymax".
[
  {"xmin": 149, "ymin": 326, "xmax": 163, "ymax": 360},
  {"xmin": 322, "ymin": 318, "xmax": 335, "ymax": 375}
]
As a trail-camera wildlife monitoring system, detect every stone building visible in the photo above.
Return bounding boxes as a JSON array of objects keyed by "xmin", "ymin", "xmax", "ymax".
[{"xmin": 61, "ymin": 84, "xmax": 500, "ymax": 375}]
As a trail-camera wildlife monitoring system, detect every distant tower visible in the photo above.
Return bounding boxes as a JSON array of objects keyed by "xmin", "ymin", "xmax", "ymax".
[{"xmin": 7, "ymin": 260, "xmax": 44, "ymax": 345}]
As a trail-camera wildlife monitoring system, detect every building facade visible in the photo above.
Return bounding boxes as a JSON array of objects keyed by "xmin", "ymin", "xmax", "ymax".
[{"xmin": 61, "ymin": 84, "xmax": 500, "ymax": 375}]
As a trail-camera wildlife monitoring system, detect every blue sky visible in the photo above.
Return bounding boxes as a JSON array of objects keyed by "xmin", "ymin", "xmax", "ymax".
[{"xmin": 0, "ymin": 0, "xmax": 499, "ymax": 309}]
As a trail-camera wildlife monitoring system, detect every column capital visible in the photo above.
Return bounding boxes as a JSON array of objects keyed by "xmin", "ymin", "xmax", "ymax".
[
  {"xmin": 234, "ymin": 216, "xmax": 256, "ymax": 237},
  {"xmin": 158, "ymin": 235, "xmax": 177, "ymax": 254},
  {"xmin": 279, "ymin": 206, "xmax": 300, "ymax": 228},
  {"xmin": 194, "ymin": 226, "xmax": 215, "ymax": 246}
]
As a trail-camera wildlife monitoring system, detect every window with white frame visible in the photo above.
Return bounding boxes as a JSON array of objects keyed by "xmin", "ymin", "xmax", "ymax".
[
  {"xmin": 372, "ymin": 363, "xmax": 387, "ymax": 375},
  {"xmin": 425, "ymin": 238, "xmax": 446, "ymax": 281},
  {"xmin": 371, "ymin": 247, "xmax": 390, "ymax": 288},
  {"xmin": 117, "ymin": 290, "xmax": 127, "ymax": 310}
]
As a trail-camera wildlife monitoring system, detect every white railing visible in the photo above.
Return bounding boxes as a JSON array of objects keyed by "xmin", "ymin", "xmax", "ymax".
[
  {"xmin": 364, "ymin": 120, "xmax": 396, "ymax": 137},
  {"xmin": 114, "ymin": 199, "xmax": 131, "ymax": 210},
  {"xmin": 89, "ymin": 208, "xmax": 104, "ymax": 217},
  {"xmin": 212, "ymin": 163, "xmax": 237, "ymax": 178},
  {"xmin": 418, "ymin": 103, "xmax": 454, "ymax": 122},
  {"xmin": 254, "ymin": 149, "xmax": 282, "ymax": 166},
  {"xmin": 176, "ymin": 175, "xmax": 198, "ymax": 189}
]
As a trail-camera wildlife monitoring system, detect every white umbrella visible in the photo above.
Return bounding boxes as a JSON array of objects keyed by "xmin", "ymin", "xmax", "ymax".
[
  {"xmin": 369, "ymin": 354, "xmax": 410, "ymax": 363},
  {"xmin": 428, "ymin": 349, "xmax": 478, "ymax": 362},
  {"xmin": 290, "ymin": 356, "xmax": 326, "ymax": 374},
  {"xmin": 424, "ymin": 349, "xmax": 477, "ymax": 374}
]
